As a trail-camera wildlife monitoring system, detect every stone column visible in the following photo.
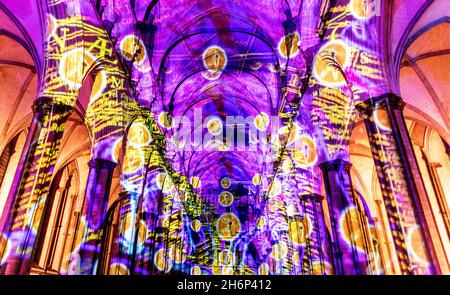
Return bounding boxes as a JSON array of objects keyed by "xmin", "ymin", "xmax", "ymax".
[
  {"xmin": 300, "ymin": 193, "xmax": 334, "ymax": 275},
  {"xmin": 77, "ymin": 158, "xmax": 117, "ymax": 275},
  {"xmin": 319, "ymin": 159, "xmax": 368, "ymax": 275},
  {"xmin": 357, "ymin": 93, "xmax": 443, "ymax": 274},
  {"xmin": 0, "ymin": 97, "xmax": 72, "ymax": 274}
]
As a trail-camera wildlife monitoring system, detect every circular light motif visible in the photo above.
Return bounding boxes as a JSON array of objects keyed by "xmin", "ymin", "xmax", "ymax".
[
  {"xmin": 256, "ymin": 216, "xmax": 266, "ymax": 229},
  {"xmin": 202, "ymin": 46, "xmax": 227, "ymax": 80},
  {"xmin": 158, "ymin": 112, "xmax": 173, "ymax": 129},
  {"xmin": 109, "ymin": 263, "xmax": 129, "ymax": 275},
  {"xmin": 220, "ymin": 177, "xmax": 231, "ymax": 189},
  {"xmin": 46, "ymin": 14, "xmax": 58, "ymax": 40},
  {"xmin": 219, "ymin": 191, "xmax": 234, "ymax": 207},
  {"xmin": 252, "ymin": 174, "xmax": 262, "ymax": 186},
  {"xmin": 120, "ymin": 35, "xmax": 147, "ymax": 64},
  {"xmin": 374, "ymin": 106, "xmax": 392, "ymax": 132},
  {"xmin": 0, "ymin": 233, "xmax": 11, "ymax": 265},
  {"xmin": 217, "ymin": 213, "xmax": 241, "ymax": 241},
  {"xmin": 128, "ymin": 122, "xmax": 151, "ymax": 147},
  {"xmin": 254, "ymin": 112, "xmax": 270, "ymax": 131},
  {"xmin": 278, "ymin": 31, "xmax": 301, "ymax": 59},
  {"xmin": 407, "ymin": 225, "xmax": 430, "ymax": 266},
  {"xmin": 311, "ymin": 261, "xmax": 334, "ymax": 275},
  {"xmin": 156, "ymin": 173, "xmax": 174, "ymax": 193},
  {"xmin": 121, "ymin": 214, "xmax": 148, "ymax": 250},
  {"xmin": 221, "ymin": 266, "xmax": 234, "ymax": 275},
  {"xmin": 289, "ymin": 216, "xmax": 313, "ymax": 245},
  {"xmin": 89, "ymin": 70, "xmax": 107, "ymax": 104},
  {"xmin": 122, "ymin": 145, "xmax": 144, "ymax": 174},
  {"xmin": 258, "ymin": 263, "xmax": 269, "ymax": 275},
  {"xmin": 171, "ymin": 247, "xmax": 187, "ymax": 264},
  {"xmin": 339, "ymin": 207, "xmax": 366, "ymax": 252},
  {"xmin": 219, "ymin": 250, "xmax": 234, "ymax": 266},
  {"xmin": 206, "ymin": 117, "xmax": 223, "ymax": 135},
  {"xmin": 191, "ymin": 265, "xmax": 202, "ymax": 275},
  {"xmin": 268, "ymin": 179, "xmax": 282, "ymax": 197},
  {"xmin": 276, "ymin": 123, "xmax": 299, "ymax": 147},
  {"xmin": 112, "ymin": 138, "xmax": 122, "ymax": 163},
  {"xmin": 286, "ymin": 204, "xmax": 297, "ymax": 216},
  {"xmin": 292, "ymin": 135, "xmax": 318, "ymax": 169},
  {"xmin": 271, "ymin": 241, "xmax": 288, "ymax": 260},
  {"xmin": 154, "ymin": 248, "xmax": 172, "ymax": 272},
  {"xmin": 190, "ymin": 219, "xmax": 201, "ymax": 232},
  {"xmin": 313, "ymin": 39, "xmax": 351, "ymax": 88},
  {"xmin": 59, "ymin": 48, "xmax": 96, "ymax": 89},
  {"xmin": 190, "ymin": 176, "xmax": 201, "ymax": 189},
  {"xmin": 350, "ymin": 0, "xmax": 377, "ymax": 20}
]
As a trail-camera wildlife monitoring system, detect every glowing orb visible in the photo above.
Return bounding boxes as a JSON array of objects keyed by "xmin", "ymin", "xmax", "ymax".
[
  {"xmin": 268, "ymin": 179, "xmax": 282, "ymax": 197},
  {"xmin": 288, "ymin": 216, "xmax": 313, "ymax": 246},
  {"xmin": 190, "ymin": 176, "xmax": 201, "ymax": 189},
  {"xmin": 252, "ymin": 174, "xmax": 262, "ymax": 186},
  {"xmin": 292, "ymin": 135, "xmax": 318, "ymax": 168},
  {"xmin": 254, "ymin": 112, "xmax": 270, "ymax": 131},
  {"xmin": 156, "ymin": 173, "xmax": 174, "ymax": 193},
  {"xmin": 271, "ymin": 241, "xmax": 288, "ymax": 260},
  {"xmin": 350, "ymin": 0, "xmax": 377, "ymax": 20},
  {"xmin": 190, "ymin": 219, "xmax": 201, "ymax": 232},
  {"xmin": 170, "ymin": 247, "xmax": 187, "ymax": 264},
  {"xmin": 119, "ymin": 35, "xmax": 147, "ymax": 64},
  {"xmin": 0, "ymin": 234, "xmax": 11, "ymax": 265},
  {"xmin": 109, "ymin": 263, "xmax": 129, "ymax": 275},
  {"xmin": 219, "ymin": 250, "xmax": 234, "ymax": 266},
  {"xmin": 311, "ymin": 261, "xmax": 334, "ymax": 275},
  {"xmin": 276, "ymin": 123, "xmax": 299, "ymax": 147},
  {"xmin": 121, "ymin": 214, "xmax": 148, "ymax": 250},
  {"xmin": 278, "ymin": 31, "xmax": 300, "ymax": 59},
  {"xmin": 374, "ymin": 106, "xmax": 392, "ymax": 132},
  {"xmin": 206, "ymin": 117, "xmax": 223, "ymax": 135},
  {"xmin": 221, "ymin": 266, "xmax": 234, "ymax": 275},
  {"xmin": 154, "ymin": 248, "xmax": 172, "ymax": 272},
  {"xmin": 292, "ymin": 252, "xmax": 300, "ymax": 265},
  {"xmin": 191, "ymin": 265, "xmax": 202, "ymax": 275},
  {"xmin": 286, "ymin": 204, "xmax": 297, "ymax": 216},
  {"xmin": 407, "ymin": 225, "xmax": 430, "ymax": 266},
  {"xmin": 256, "ymin": 216, "xmax": 266, "ymax": 229},
  {"xmin": 313, "ymin": 39, "xmax": 351, "ymax": 88},
  {"xmin": 219, "ymin": 191, "xmax": 234, "ymax": 207},
  {"xmin": 217, "ymin": 213, "xmax": 241, "ymax": 241},
  {"xmin": 122, "ymin": 145, "xmax": 144, "ymax": 174},
  {"xmin": 128, "ymin": 122, "xmax": 151, "ymax": 147},
  {"xmin": 89, "ymin": 70, "xmax": 107, "ymax": 103},
  {"xmin": 339, "ymin": 207, "xmax": 366, "ymax": 252},
  {"xmin": 202, "ymin": 46, "xmax": 227, "ymax": 80},
  {"xmin": 112, "ymin": 138, "xmax": 122, "ymax": 162},
  {"xmin": 59, "ymin": 48, "xmax": 96, "ymax": 89},
  {"xmin": 258, "ymin": 263, "xmax": 269, "ymax": 275},
  {"xmin": 158, "ymin": 112, "xmax": 173, "ymax": 129},
  {"xmin": 220, "ymin": 177, "xmax": 231, "ymax": 189}
]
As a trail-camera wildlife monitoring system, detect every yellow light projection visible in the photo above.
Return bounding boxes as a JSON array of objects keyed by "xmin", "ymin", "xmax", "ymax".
[
  {"xmin": 190, "ymin": 219, "xmax": 201, "ymax": 232},
  {"xmin": 271, "ymin": 241, "xmax": 288, "ymax": 260},
  {"xmin": 278, "ymin": 31, "xmax": 301, "ymax": 59},
  {"xmin": 206, "ymin": 117, "xmax": 223, "ymax": 135},
  {"xmin": 339, "ymin": 207, "xmax": 366, "ymax": 252},
  {"xmin": 254, "ymin": 112, "xmax": 270, "ymax": 131},
  {"xmin": 59, "ymin": 47, "xmax": 96, "ymax": 89},
  {"xmin": 313, "ymin": 39, "xmax": 351, "ymax": 87},
  {"xmin": 109, "ymin": 262, "xmax": 129, "ymax": 275},
  {"xmin": 220, "ymin": 177, "xmax": 231, "ymax": 189},
  {"xmin": 292, "ymin": 135, "xmax": 318, "ymax": 168},
  {"xmin": 119, "ymin": 34, "xmax": 151, "ymax": 73},
  {"xmin": 190, "ymin": 176, "xmax": 201, "ymax": 189},
  {"xmin": 156, "ymin": 173, "xmax": 174, "ymax": 193},
  {"xmin": 258, "ymin": 263, "xmax": 269, "ymax": 275},
  {"xmin": 256, "ymin": 216, "xmax": 266, "ymax": 229},
  {"xmin": 0, "ymin": 233, "xmax": 11, "ymax": 265},
  {"xmin": 128, "ymin": 122, "xmax": 152, "ymax": 147},
  {"xmin": 373, "ymin": 105, "xmax": 392, "ymax": 132},
  {"xmin": 407, "ymin": 226, "xmax": 430, "ymax": 266},
  {"xmin": 217, "ymin": 213, "xmax": 241, "ymax": 241},
  {"xmin": 252, "ymin": 173, "xmax": 262, "ymax": 186},
  {"xmin": 157, "ymin": 111, "xmax": 173, "ymax": 129},
  {"xmin": 202, "ymin": 46, "xmax": 227, "ymax": 80},
  {"xmin": 218, "ymin": 191, "xmax": 234, "ymax": 207},
  {"xmin": 122, "ymin": 145, "xmax": 145, "ymax": 174},
  {"xmin": 288, "ymin": 216, "xmax": 313, "ymax": 246},
  {"xmin": 154, "ymin": 248, "xmax": 172, "ymax": 272},
  {"xmin": 349, "ymin": 0, "xmax": 377, "ymax": 20}
]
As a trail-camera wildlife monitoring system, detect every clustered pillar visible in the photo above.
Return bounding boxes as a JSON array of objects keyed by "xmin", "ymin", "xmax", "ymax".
[{"xmin": 357, "ymin": 93, "xmax": 443, "ymax": 274}]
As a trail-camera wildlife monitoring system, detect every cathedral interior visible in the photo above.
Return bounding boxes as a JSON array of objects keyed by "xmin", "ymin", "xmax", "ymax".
[{"xmin": 0, "ymin": 0, "xmax": 449, "ymax": 275}]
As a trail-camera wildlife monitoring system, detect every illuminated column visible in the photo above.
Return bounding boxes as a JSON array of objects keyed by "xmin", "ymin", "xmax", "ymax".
[
  {"xmin": 78, "ymin": 158, "xmax": 117, "ymax": 275},
  {"xmin": 357, "ymin": 93, "xmax": 442, "ymax": 274},
  {"xmin": 1, "ymin": 98, "xmax": 72, "ymax": 274},
  {"xmin": 319, "ymin": 159, "xmax": 368, "ymax": 275},
  {"xmin": 300, "ymin": 193, "xmax": 334, "ymax": 275}
]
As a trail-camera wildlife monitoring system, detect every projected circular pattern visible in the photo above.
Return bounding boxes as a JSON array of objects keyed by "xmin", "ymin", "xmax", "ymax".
[
  {"xmin": 313, "ymin": 39, "xmax": 351, "ymax": 87},
  {"xmin": 217, "ymin": 213, "xmax": 241, "ymax": 241},
  {"xmin": 202, "ymin": 46, "xmax": 227, "ymax": 80}
]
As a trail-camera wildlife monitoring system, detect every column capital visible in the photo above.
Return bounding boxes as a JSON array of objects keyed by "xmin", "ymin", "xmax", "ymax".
[
  {"xmin": 88, "ymin": 158, "xmax": 117, "ymax": 170},
  {"xmin": 356, "ymin": 93, "xmax": 405, "ymax": 115},
  {"xmin": 318, "ymin": 159, "xmax": 352, "ymax": 172},
  {"xmin": 300, "ymin": 193, "xmax": 324, "ymax": 202},
  {"xmin": 32, "ymin": 97, "xmax": 73, "ymax": 115}
]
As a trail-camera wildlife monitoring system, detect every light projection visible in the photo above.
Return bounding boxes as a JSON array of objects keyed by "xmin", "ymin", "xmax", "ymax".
[{"xmin": 0, "ymin": 0, "xmax": 443, "ymax": 276}]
